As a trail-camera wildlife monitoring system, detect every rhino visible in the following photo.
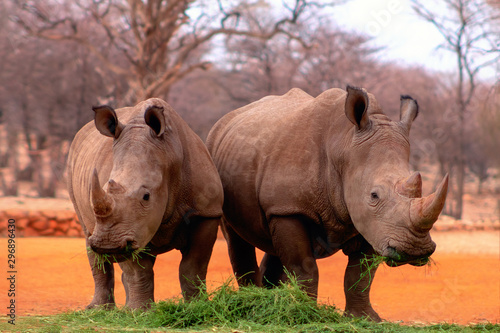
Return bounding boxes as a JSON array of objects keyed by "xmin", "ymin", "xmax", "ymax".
[
  {"xmin": 206, "ymin": 86, "xmax": 448, "ymax": 321},
  {"xmin": 67, "ymin": 98, "xmax": 223, "ymax": 309}
]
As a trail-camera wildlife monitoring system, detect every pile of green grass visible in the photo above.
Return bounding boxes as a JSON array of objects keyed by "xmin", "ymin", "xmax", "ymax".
[{"xmin": 2, "ymin": 277, "xmax": 498, "ymax": 332}]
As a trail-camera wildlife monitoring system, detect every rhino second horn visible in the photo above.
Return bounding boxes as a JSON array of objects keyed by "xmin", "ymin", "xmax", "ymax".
[
  {"xmin": 108, "ymin": 179, "xmax": 125, "ymax": 194},
  {"xmin": 91, "ymin": 169, "xmax": 114, "ymax": 217},
  {"xmin": 397, "ymin": 171, "xmax": 423, "ymax": 198},
  {"xmin": 410, "ymin": 174, "xmax": 449, "ymax": 230}
]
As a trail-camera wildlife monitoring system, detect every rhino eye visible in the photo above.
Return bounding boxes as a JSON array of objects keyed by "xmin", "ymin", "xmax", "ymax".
[
  {"xmin": 143, "ymin": 193, "xmax": 150, "ymax": 201},
  {"xmin": 370, "ymin": 192, "xmax": 379, "ymax": 200}
]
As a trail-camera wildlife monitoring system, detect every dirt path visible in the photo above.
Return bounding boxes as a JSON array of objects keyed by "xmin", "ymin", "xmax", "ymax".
[{"xmin": 0, "ymin": 232, "xmax": 498, "ymax": 325}]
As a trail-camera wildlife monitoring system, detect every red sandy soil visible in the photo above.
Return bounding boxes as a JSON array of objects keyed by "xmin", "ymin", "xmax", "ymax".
[{"xmin": 0, "ymin": 231, "xmax": 498, "ymax": 325}]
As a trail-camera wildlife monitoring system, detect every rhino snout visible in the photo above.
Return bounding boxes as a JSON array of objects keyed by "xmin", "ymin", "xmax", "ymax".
[
  {"xmin": 382, "ymin": 242, "xmax": 436, "ymax": 267},
  {"xmin": 89, "ymin": 236, "xmax": 135, "ymax": 255}
]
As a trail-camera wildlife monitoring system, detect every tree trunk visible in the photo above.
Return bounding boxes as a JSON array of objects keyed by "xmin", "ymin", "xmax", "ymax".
[
  {"xmin": 30, "ymin": 149, "xmax": 57, "ymax": 198},
  {"xmin": 1, "ymin": 129, "xmax": 19, "ymax": 196},
  {"xmin": 453, "ymin": 161, "xmax": 464, "ymax": 219},
  {"xmin": 477, "ymin": 178, "xmax": 483, "ymax": 195},
  {"xmin": 0, "ymin": 169, "xmax": 17, "ymax": 196}
]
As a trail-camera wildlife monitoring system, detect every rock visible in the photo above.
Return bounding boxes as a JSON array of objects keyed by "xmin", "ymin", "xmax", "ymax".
[
  {"xmin": 67, "ymin": 228, "xmax": 83, "ymax": 237},
  {"xmin": 41, "ymin": 210, "xmax": 57, "ymax": 220},
  {"xmin": 22, "ymin": 228, "xmax": 41, "ymax": 237},
  {"xmin": 49, "ymin": 219, "xmax": 59, "ymax": 230},
  {"xmin": 56, "ymin": 210, "xmax": 77, "ymax": 221},
  {"xmin": 3, "ymin": 209, "xmax": 28, "ymax": 221},
  {"xmin": 29, "ymin": 219, "xmax": 49, "ymax": 231},
  {"xmin": 39, "ymin": 228, "xmax": 55, "ymax": 236},
  {"xmin": 54, "ymin": 230, "xmax": 66, "ymax": 237}
]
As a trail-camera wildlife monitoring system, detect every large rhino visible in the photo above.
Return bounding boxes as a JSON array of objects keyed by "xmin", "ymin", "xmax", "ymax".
[
  {"xmin": 67, "ymin": 98, "xmax": 223, "ymax": 309},
  {"xmin": 206, "ymin": 86, "xmax": 448, "ymax": 321}
]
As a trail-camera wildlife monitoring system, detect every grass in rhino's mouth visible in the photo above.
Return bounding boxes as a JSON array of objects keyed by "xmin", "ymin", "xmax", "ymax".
[
  {"xmin": 349, "ymin": 253, "xmax": 435, "ymax": 292},
  {"xmin": 349, "ymin": 254, "xmax": 386, "ymax": 292},
  {"xmin": 86, "ymin": 247, "xmax": 156, "ymax": 273}
]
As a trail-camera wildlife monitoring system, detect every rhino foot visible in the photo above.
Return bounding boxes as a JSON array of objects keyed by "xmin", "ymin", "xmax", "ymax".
[
  {"xmin": 85, "ymin": 300, "xmax": 116, "ymax": 310},
  {"xmin": 343, "ymin": 307, "xmax": 382, "ymax": 322}
]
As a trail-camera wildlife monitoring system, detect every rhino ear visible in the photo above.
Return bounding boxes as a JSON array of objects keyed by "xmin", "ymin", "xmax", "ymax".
[
  {"xmin": 144, "ymin": 105, "xmax": 166, "ymax": 137},
  {"xmin": 93, "ymin": 105, "xmax": 124, "ymax": 138},
  {"xmin": 345, "ymin": 85, "xmax": 370, "ymax": 130},
  {"xmin": 400, "ymin": 95, "xmax": 419, "ymax": 130}
]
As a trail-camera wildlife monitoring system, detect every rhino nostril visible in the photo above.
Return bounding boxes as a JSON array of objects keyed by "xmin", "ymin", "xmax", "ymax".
[
  {"xmin": 384, "ymin": 247, "xmax": 407, "ymax": 262},
  {"xmin": 125, "ymin": 240, "xmax": 135, "ymax": 253}
]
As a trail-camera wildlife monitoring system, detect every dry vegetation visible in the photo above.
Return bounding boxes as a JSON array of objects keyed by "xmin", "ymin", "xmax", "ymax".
[{"xmin": 0, "ymin": 0, "xmax": 499, "ymax": 223}]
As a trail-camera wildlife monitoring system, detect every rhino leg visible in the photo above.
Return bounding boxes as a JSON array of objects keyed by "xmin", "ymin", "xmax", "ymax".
[
  {"xmin": 343, "ymin": 237, "xmax": 382, "ymax": 322},
  {"xmin": 269, "ymin": 216, "xmax": 319, "ymax": 298},
  {"xmin": 222, "ymin": 220, "xmax": 261, "ymax": 287},
  {"xmin": 119, "ymin": 255, "xmax": 155, "ymax": 309},
  {"xmin": 179, "ymin": 217, "xmax": 219, "ymax": 299},
  {"xmin": 85, "ymin": 238, "xmax": 116, "ymax": 309},
  {"xmin": 260, "ymin": 253, "xmax": 286, "ymax": 288}
]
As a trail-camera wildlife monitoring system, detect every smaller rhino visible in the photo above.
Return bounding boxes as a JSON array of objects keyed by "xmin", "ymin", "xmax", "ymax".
[{"xmin": 67, "ymin": 98, "xmax": 223, "ymax": 309}]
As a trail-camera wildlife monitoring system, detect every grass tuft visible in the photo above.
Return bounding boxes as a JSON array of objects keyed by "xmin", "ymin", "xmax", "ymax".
[
  {"xmin": 55, "ymin": 275, "xmax": 345, "ymax": 331},
  {"xmin": 349, "ymin": 253, "xmax": 387, "ymax": 292},
  {"xmin": 2, "ymin": 276, "xmax": 498, "ymax": 332}
]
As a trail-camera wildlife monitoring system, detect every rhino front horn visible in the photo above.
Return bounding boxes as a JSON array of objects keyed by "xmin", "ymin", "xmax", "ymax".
[
  {"xmin": 91, "ymin": 169, "xmax": 114, "ymax": 217},
  {"xmin": 410, "ymin": 174, "xmax": 449, "ymax": 230}
]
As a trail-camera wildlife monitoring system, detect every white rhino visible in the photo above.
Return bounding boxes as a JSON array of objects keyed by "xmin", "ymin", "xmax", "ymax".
[
  {"xmin": 206, "ymin": 86, "xmax": 448, "ymax": 321},
  {"xmin": 67, "ymin": 98, "xmax": 223, "ymax": 309}
]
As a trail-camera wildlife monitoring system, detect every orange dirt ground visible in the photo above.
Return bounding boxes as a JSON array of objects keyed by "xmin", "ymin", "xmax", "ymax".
[{"xmin": 0, "ymin": 231, "xmax": 499, "ymax": 325}]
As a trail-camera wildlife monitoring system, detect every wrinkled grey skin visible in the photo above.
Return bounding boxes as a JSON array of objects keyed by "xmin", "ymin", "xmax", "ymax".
[
  {"xmin": 67, "ymin": 98, "xmax": 223, "ymax": 309},
  {"xmin": 206, "ymin": 86, "xmax": 448, "ymax": 321}
]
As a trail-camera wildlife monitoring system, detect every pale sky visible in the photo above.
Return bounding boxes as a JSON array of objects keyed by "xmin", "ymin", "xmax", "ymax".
[
  {"xmin": 331, "ymin": 0, "xmax": 452, "ymax": 70},
  {"xmin": 330, "ymin": 0, "xmax": 496, "ymax": 80}
]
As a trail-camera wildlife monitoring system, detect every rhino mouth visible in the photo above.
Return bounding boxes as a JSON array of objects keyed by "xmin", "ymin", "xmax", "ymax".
[
  {"xmin": 382, "ymin": 247, "xmax": 432, "ymax": 267},
  {"xmin": 90, "ymin": 241, "xmax": 137, "ymax": 259},
  {"xmin": 89, "ymin": 240, "xmax": 157, "ymax": 268}
]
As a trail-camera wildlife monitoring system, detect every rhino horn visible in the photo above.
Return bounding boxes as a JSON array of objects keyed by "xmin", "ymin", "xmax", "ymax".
[
  {"xmin": 396, "ymin": 171, "xmax": 422, "ymax": 198},
  {"xmin": 107, "ymin": 179, "xmax": 125, "ymax": 194},
  {"xmin": 91, "ymin": 169, "xmax": 114, "ymax": 217},
  {"xmin": 410, "ymin": 174, "xmax": 449, "ymax": 230}
]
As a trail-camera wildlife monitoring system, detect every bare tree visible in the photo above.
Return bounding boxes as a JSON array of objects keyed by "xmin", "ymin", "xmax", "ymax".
[
  {"xmin": 0, "ymin": 3, "xmax": 110, "ymax": 197},
  {"xmin": 12, "ymin": 0, "xmax": 339, "ymax": 104},
  {"xmin": 411, "ymin": 0, "xmax": 500, "ymax": 218}
]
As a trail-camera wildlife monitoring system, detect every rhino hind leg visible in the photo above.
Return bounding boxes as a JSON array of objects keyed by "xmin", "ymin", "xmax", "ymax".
[
  {"xmin": 260, "ymin": 253, "xmax": 286, "ymax": 288},
  {"xmin": 179, "ymin": 217, "xmax": 219, "ymax": 299},
  {"xmin": 269, "ymin": 216, "xmax": 319, "ymax": 299},
  {"xmin": 342, "ymin": 236, "xmax": 382, "ymax": 322},
  {"xmin": 221, "ymin": 221, "xmax": 261, "ymax": 287},
  {"xmin": 85, "ymin": 239, "xmax": 116, "ymax": 309}
]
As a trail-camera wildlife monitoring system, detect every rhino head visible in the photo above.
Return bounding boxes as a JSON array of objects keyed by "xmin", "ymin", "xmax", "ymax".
[
  {"xmin": 88, "ymin": 101, "xmax": 180, "ymax": 259},
  {"xmin": 339, "ymin": 86, "xmax": 448, "ymax": 266}
]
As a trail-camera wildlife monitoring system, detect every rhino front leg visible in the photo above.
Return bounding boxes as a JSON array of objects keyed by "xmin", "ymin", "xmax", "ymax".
[
  {"xmin": 269, "ymin": 216, "xmax": 319, "ymax": 298},
  {"xmin": 343, "ymin": 237, "xmax": 382, "ymax": 322},
  {"xmin": 119, "ymin": 255, "xmax": 155, "ymax": 309},
  {"xmin": 179, "ymin": 217, "xmax": 219, "ymax": 299},
  {"xmin": 85, "ymin": 239, "xmax": 115, "ymax": 309}
]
